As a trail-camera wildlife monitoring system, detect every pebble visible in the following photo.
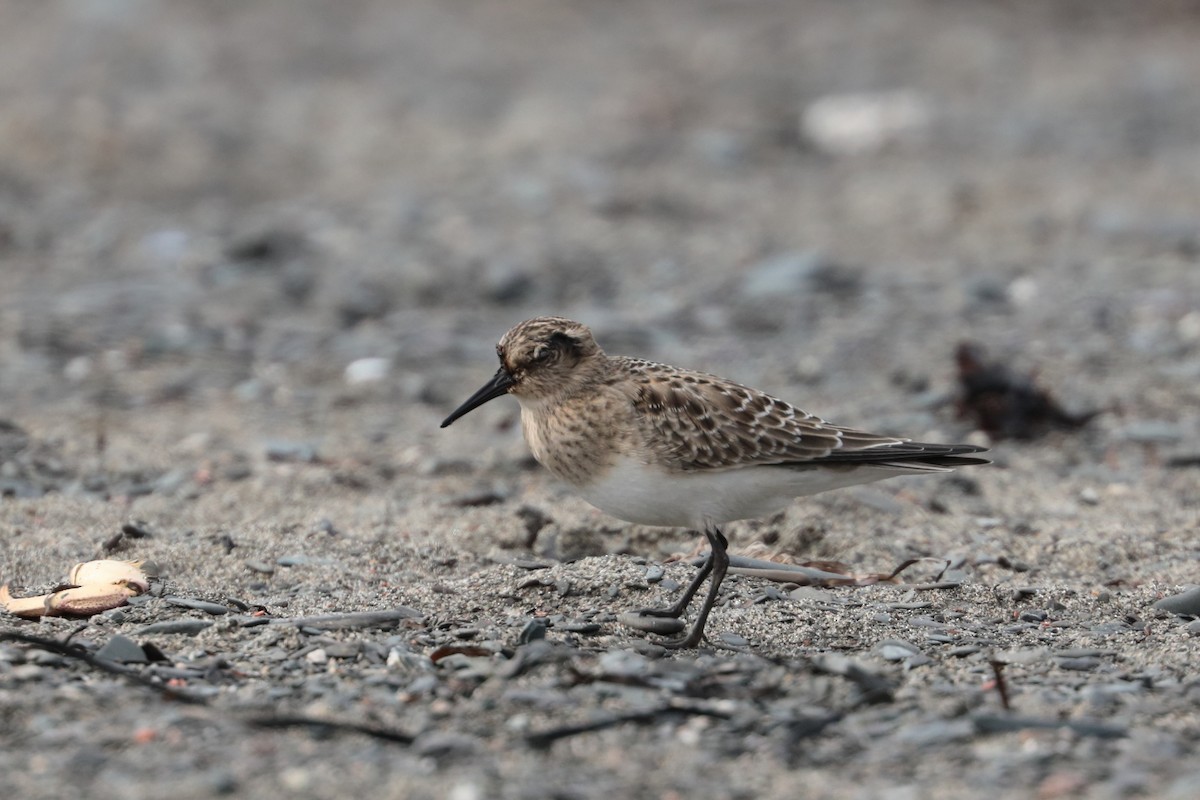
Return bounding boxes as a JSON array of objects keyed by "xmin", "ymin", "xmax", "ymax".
[
  {"xmin": 644, "ymin": 565, "xmax": 665, "ymax": 582},
  {"xmin": 1153, "ymin": 587, "xmax": 1200, "ymax": 617},
  {"xmin": 164, "ymin": 596, "xmax": 232, "ymax": 615},
  {"xmin": 1118, "ymin": 420, "xmax": 1184, "ymax": 444},
  {"xmin": 877, "ymin": 640, "xmax": 922, "ymax": 661},
  {"xmin": 264, "ymin": 441, "xmax": 320, "ymax": 463},
  {"xmin": 597, "ymin": 649, "xmax": 651, "ymax": 678},
  {"xmin": 412, "ymin": 732, "xmax": 482, "ymax": 759},
  {"xmin": 617, "ymin": 612, "xmax": 685, "ymax": 636},
  {"xmin": 896, "ymin": 718, "xmax": 975, "ymax": 746},
  {"xmin": 10, "ymin": 664, "xmax": 47, "ymax": 681},
  {"xmin": 739, "ymin": 250, "xmax": 841, "ymax": 299},
  {"xmin": 0, "ymin": 646, "xmax": 26, "ymax": 664},
  {"xmin": 946, "ymin": 646, "xmax": 981, "ymax": 658},
  {"xmin": 137, "ymin": 620, "xmax": 214, "ymax": 635},
  {"xmin": 343, "ymin": 357, "xmax": 390, "ymax": 385},
  {"xmin": 95, "ymin": 635, "xmax": 148, "ymax": 664},
  {"xmin": 801, "ymin": 89, "xmax": 931, "ymax": 156},
  {"xmin": 481, "ymin": 260, "xmax": 534, "ymax": 304},
  {"xmin": 321, "ymin": 641, "xmax": 361, "ymax": 658},
  {"xmin": 518, "ymin": 619, "xmax": 548, "ymax": 644}
]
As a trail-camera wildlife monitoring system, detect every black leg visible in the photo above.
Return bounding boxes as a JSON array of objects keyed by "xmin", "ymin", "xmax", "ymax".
[
  {"xmin": 633, "ymin": 541, "xmax": 713, "ymax": 619},
  {"xmin": 660, "ymin": 527, "xmax": 729, "ymax": 649}
]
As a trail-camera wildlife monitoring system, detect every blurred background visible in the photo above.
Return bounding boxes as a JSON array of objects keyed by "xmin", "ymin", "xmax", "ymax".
[
  {"xmin": 4, "ymin": 7, "xmax": 1199, "ymax": 797},
  {"xmin": 0, "ymin": 0, "xmax": 1197, "ymax": 479}
]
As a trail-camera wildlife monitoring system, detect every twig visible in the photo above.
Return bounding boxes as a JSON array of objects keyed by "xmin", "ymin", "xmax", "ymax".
[
  {"xmin": 0, "ymin": 628, "xmax": 208, "ymax": 705},
  {"xmin": 244, "ymin": 714, "xmax": 415, "ymax": 744},
  {"xmin": 988, "ymin": 658, "xmax": 1011, "ymax": 710},
  {"xmin": 525, "ymin": 699, "xmax": 732, "ymax": 749}
]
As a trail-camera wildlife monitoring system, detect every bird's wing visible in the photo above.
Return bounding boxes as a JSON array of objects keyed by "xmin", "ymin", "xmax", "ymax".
[{"xmin": 618, "ymin": 358, "xmax": 923, "ymax": 472}]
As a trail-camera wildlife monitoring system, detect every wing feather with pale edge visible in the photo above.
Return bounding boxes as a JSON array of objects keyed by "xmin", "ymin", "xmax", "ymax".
[{"xmin": 616, "ymin": 358, "xmax": 987, "ymax": 472}]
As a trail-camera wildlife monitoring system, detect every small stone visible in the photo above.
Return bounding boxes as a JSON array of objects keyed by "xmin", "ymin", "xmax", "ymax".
[
  {"xmin": 740, "ymin": 250, "xmax": 855, "ymax": 299},
  {"xmin": 322, "ymin": 641, "xmax": 361, "ymax": 659},
  {"xmin": 245, "ymin": 560, "xmax": 276, "ymax": 575},
  {"xmin": 946, "ymin": 646, "xmax": 981, "ymax": 658},
  {"xmin": 344, "ymin": 357, "xmax": 390, "ymax": 385},
  {"xmin": 618, "ymin": 612, "xmax": 686, "ymax": 636},
  {"xmin": 96, "ymin": 635, "xmax": 148, "ymax": 664},
  {"xmin": 481, "ymin": 260, "xmax": 534, "ymax": 304},
  {"xmin": 801, "ymin": 89, "xmax": 931, "ymax": 156},
  {"xmin": 787, "ymin": 585, "xmax": 835, "ymax": 604},
  {"xmin": 305, "ymin": 648, "xmax": 328, "ymax": 665},
  {"xmin": 518, "ymin": 619, "xmax": 547, "ymax": 644},
  {"xmin": 644, "ymin": 565, "xmax": 665, "ymax": 582},
  {"xmin": 264, "ymin": 441, "xmax": 320, "ymax": 463},
  {"xmin": 1118, "ymin": 421, "xmax": 1184, "ymax": 445},
  {"xmin": 719, "ymin": 632, "xmax": 750, "ymax": 647},
  {"xmin": 164, "ymin": 597, "xmax": 232, "ymax": 615},
  {"xmin": 1153, "ymin": 587, "xmax": 1200, "ymax": 617},
  {"xmin": 137, "ymin": 620, "xmax": 214, "ymax": 636},
  {"xmin": 877, "ymin": 640, "xmax": 921, "ymax": 661},
  {"xmin": 1057, "ymin": 657, "xmax": 1102, "ymax": 671},
  {"xmin": 412, "ymin": 732, "xmax": 482, "ymax": 759},
  {"xmin": 896, "ymin": 718, "xmax": 975, "ymax": 746},
  {"xmin": 598, "ymin": 649, "xmax": 651, "ymax": 678}
]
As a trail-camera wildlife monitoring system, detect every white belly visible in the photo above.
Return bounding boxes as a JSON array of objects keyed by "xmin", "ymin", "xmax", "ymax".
[{"xmin": 577, "ymin": 456, "xmax": 900, "ymax": 530}]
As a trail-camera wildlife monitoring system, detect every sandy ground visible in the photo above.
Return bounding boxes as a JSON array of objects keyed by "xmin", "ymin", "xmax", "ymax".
[{"xmin": 1, "ymin": 2, "xmax": 1199, "ymax": 798}]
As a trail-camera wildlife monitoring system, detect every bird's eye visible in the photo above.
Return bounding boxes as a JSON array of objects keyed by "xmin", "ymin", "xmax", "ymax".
[{"xmin": 531, "ymin": 347, "xmax": 551, "ymax": 364}]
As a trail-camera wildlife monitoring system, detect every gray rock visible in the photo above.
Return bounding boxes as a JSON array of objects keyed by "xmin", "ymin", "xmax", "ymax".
[
  {"xmin": 877, "ymin": 639, "xmax": 922, "ymax": 661},
  {"xmin": 412, "ymin": 731, "xmax": 482, "ymax": 759},
  {"xmin": 1119, "ymin": 421, "xmax": 1184, "ymax": 444},
  {"xmin": 597, "ymin": 649, "xmax": 651, "ymax": 678},
  {"xmin": 95, "ymin": 635, "xmax": 147, "ymax": 664},
  {"xmin": 518, "ymin": 618, "xmax": 548, "ymax": 644},
  {"xmin": 137, "ymin": 620, "xmax": 214, "ymax": 635},
  {"xmin": 740, "ymin": 250, "xmax": 859, "ymax": 300},
  {"xmin": 896, "ymin": 718, "xmax": 976, "ymax": 746},
  {"xmin": 164, "ymin": 596, "xmax": 232, "ymax": 615},
  {"xmin": 1153, "ymin": 587, "xmax": 1200, "ymax": 617},
  {"xmin": 617, "ymin": 612, "xmax": 686, "ymax": 636},
  {"xmin": 264, "ymin": 441, "xmax": 320, "ymax": 463}
]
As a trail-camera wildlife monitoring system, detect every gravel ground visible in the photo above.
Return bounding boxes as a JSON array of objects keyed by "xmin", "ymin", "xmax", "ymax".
[{"xmin": 1, "ymin": 2, "xmax": 1199, "ymax": 799}]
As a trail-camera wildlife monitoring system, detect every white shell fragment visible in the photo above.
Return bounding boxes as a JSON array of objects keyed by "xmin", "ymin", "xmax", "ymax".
[
  {"xmin": 1, "ymin": 559, "xmax": 150, "ymax": 618},
  {"xmin": 68, "ymin": 560, "xmax": 150, "ymax": 593},
  {"xmin": 801, "ymin": 90, "xmax": 931, "ymax": 156}
]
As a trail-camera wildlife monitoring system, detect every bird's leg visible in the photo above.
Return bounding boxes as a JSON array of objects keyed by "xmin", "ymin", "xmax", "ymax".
[
  {"xmin": 660, "ymin": 527, "xmax": 729, "ymax": 649},
  {"xmin": 633, "ymin": 531, "xmax": 715, "ymax": 618}
]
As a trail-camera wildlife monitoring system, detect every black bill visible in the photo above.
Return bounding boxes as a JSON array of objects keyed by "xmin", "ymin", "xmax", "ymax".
[{"xmin": 440, "ymin": 368, "xmax": 515, "ymax": 428}]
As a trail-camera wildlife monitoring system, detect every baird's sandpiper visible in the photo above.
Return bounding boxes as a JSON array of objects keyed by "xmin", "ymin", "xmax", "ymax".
[{"xmin": 442, "ymin": 316, "xmax": 988, "ymax": 648}]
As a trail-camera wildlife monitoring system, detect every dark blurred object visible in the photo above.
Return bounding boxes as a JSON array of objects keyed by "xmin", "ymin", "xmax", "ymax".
[{"xmin": 955, "ymin": 343, "xmax": 1101, "ymax": 440}]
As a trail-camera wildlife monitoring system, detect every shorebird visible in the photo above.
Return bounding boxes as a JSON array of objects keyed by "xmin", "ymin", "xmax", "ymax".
[{"xmin": 441, "ymin": 316, "xmax": 988, "ymax": 648}]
